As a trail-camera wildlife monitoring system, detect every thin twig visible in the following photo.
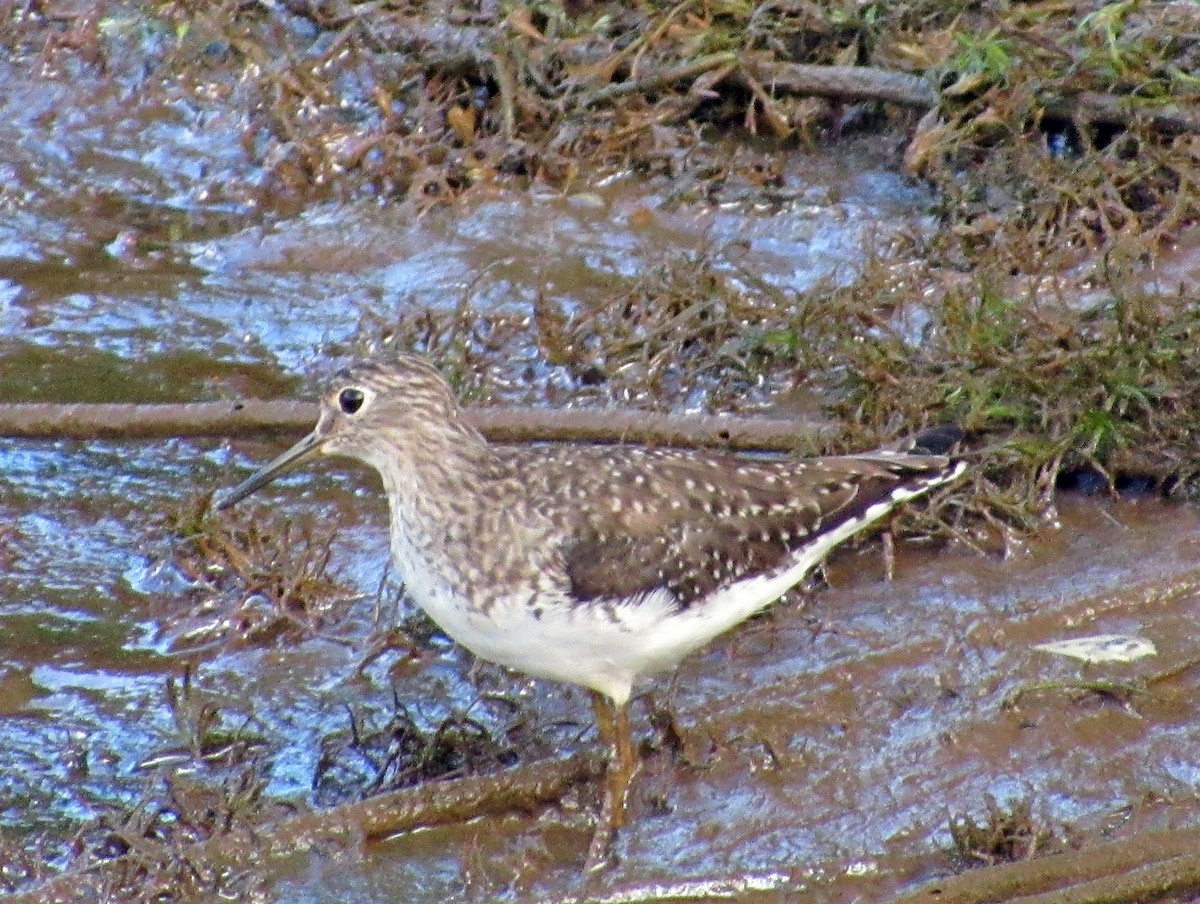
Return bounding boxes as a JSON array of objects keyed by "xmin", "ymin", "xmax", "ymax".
[
  {"xmin": 490, "ymin": 48, "xmax": 518, "ymax": 141},
  {"xmin": 579, "ymin": 51, "xmax": 739, "ymax": 106}
]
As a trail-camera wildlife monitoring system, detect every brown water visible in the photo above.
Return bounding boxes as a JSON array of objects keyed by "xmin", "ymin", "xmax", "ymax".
[
  {"xmin": 4, "ymin": 31, "xmax": 1200, "ymax": 904},
  {"xmin": 223, "ymin": 496, "xmax": 1200, "ymax": 904}
]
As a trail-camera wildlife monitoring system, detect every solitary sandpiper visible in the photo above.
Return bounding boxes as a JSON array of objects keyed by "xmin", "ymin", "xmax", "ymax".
[{"xmin": 216, "ymin": 353, "xmax": 964, "ymax": 870}]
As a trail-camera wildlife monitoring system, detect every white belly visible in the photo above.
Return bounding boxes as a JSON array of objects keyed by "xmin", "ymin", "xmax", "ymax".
[{"xmin": 396, "ymin": 548, "xmax": 803, "ymax": 706}]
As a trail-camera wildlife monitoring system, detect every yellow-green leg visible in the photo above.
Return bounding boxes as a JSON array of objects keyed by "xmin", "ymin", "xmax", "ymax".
[{"xmin": 585, "ymin": 690, "xmax": 637, "ymax": 871}]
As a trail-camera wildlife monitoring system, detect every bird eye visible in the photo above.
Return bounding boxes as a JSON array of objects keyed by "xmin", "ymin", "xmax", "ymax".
[{"xmin": 338, "ymin": 387, "xmax": 366, "ymax": 414}]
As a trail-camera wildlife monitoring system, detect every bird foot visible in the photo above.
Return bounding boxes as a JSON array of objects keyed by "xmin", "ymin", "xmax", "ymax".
[
  {"xmin": 584, "ymin": 690, "xmax": 637, "ymax": 873},
  {"xmin": 583, "ymin": 793, "xmax": 620, "ymax": 873},
  {"xmin": 584, "ymin": 824, "xmax": 615, "ymax": 873}
]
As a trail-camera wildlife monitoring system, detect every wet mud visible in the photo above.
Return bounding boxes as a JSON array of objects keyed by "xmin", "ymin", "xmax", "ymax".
[{"xmin": 3, "ymin": 7, "xmax": 1200, "ymax": 903}]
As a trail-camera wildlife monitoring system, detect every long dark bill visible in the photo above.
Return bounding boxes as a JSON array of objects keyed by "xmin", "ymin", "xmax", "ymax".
[{"xmin": 214, "ymin": 430, "xmax": 325, "ymax": 510}]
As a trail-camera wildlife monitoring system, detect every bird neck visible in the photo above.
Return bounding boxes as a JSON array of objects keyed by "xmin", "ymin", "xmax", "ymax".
[
  {"xmin": 367, "ymin": 424, "xmax": 499, "ymax": 598},
  {"xmin": 365, "ymin": 420, "xmax": 494, "ymax": 521}
]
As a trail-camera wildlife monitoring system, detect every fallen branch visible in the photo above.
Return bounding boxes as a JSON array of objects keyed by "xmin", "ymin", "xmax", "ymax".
[
  {"xmin": 580, "ymin": 56, "xmax": 938, "ymax": 110},
  {"xmin": 0, "ymin": 401, "xmax": 832, "ymax": 452},
  {"xmin": 0, "ymin": 401, "xmax": 315, "ymax": 440},
  {"xmin": 1041, "ymin": 90, "xmax": 1200, "ymax": 134},
  {"xmin": 737, "ymin": 61, "xmax": 938, "ymax": 108},
  {"xmin": 207, "ymin": 751, "xmax": 605, "ymax": 865},
  {"xmin": 890, "ymin": 824, "xmax": 1200, "ymax": 904},
  {"xmin": 8, "ymin": 752, "xmax": 605, "ymax": 904}
]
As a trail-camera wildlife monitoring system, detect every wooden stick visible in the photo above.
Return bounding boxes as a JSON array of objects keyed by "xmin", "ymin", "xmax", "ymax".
[
  {"xmin": 0, "ymin": 401, "xmax": 832, "ymax": 452},
  {"xmin": 7, "ymin": 753, "xmax": 605, "ymax": 904}
]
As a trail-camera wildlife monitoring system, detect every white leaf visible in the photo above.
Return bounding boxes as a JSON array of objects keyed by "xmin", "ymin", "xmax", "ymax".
[{"xmin": 1033, "ymin": 634, "xmax": 1156, "ymax": 664}]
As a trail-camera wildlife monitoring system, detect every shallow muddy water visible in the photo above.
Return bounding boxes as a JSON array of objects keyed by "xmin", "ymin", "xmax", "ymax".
[
  {"xmin": 3, "ymin": 37, "xmax": 1200, "ymax": 904},
  {"xmin": 241, "ymin": 496, "xmax": 1200, "ymax": 904}
]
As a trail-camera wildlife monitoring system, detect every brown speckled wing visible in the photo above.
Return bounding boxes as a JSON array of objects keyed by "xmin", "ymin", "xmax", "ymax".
[{"xmin": 560, "ymin": 452, "xmax": 954, "ymax": 607}]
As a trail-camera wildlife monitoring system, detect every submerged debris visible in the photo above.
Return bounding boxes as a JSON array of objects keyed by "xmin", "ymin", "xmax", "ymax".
[
  {"xmin": 948, "ymin": 794, "xmax": 1057, "ymax": 867},
  {"xmin": 313, "ymin": 695, "xmax": 519, "ymax": 806},
  {"xmin": 164, "ymin": 492, "xmax": 355, "ymax": 651}
]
